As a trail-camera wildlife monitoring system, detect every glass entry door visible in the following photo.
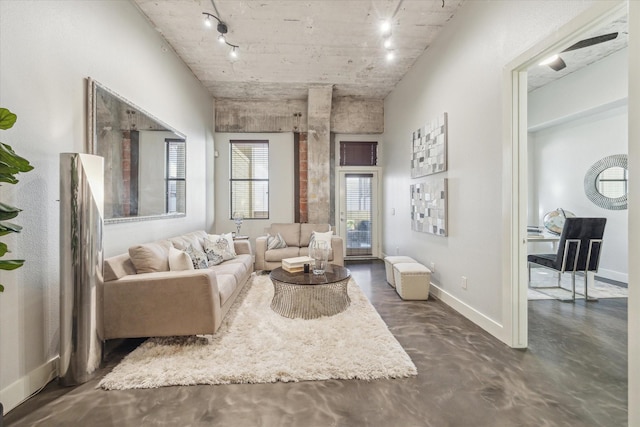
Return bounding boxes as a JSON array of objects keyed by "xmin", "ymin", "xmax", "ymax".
[{"xmin": 338, "ymin": 171, "xmax": 379, "ymax": 258}]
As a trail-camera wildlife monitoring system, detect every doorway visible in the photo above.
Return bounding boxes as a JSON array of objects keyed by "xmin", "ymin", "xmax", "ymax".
[
  {"xmin": 337, "ymin": 169, "xmax": 380, "ymax": 258},
  {"xmin": 505, "ymin": 1, "xmax": 628, "ymax": 348}
]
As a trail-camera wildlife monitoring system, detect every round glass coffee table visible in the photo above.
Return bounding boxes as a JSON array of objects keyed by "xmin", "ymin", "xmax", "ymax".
[{"xmin": 269, "ymin": 264, "xmax": 351, "ymax": 319}]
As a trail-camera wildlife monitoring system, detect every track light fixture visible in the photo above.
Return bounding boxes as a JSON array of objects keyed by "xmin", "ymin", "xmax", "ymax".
[{"xmin": 202, "ymin": 12, "xmax": 239, "ymax": 58}]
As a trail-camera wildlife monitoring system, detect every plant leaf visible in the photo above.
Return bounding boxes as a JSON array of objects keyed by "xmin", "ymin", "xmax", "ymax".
[
  {"xmin": 0, "ymin": 221, "xmax": 22, "ymax": 236},
  {"xmin": 0, "ymin": 260, "xmax": 24, "ymax": 270},
  {"xmin": 0, "ymin": 108, "xmax": 17, "ymax": 130},
  {"xmin": 0, "ymin": 202, "xmax": 21, "ymax": 221},
  {"xmin": 0, "ymin": 143, "xmax": 34, "ymax": 173},
  {"xmin": 0, "ymin": 284, "xmax": 4, "ymax": 292},
  {"xmin": 0, "ymin": 174, "xmax": 19, "ymax": 185},
  {"xmin": 0, "ymin": 242, "xmax": 8, "ymax": 256}
]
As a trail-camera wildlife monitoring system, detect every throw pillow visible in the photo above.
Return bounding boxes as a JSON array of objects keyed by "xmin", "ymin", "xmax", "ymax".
[
  {"xmin": 185, "ymin": 244, "xmax": 209, "ymax": 269},
  {"xmin": 168, "ymin": 246, "xmax": 195, "ymax": 271},
  {"xmin": 204, "ymin": 235, "xmax": 236, "ymax": 263},
  {"xmin": 128, "ymin": 240, "xmax": 172, "ymax": 273},
  {"xmin": 267, "ymin": 232, "xmax": 287, "ymax": 250},
  {"xmin": 309, "ymin": 230, "xmax": 333, "ymax": 248},
  {"xmin": 207, "ymin": 233, "xmax": 236, "ymax": 257}
]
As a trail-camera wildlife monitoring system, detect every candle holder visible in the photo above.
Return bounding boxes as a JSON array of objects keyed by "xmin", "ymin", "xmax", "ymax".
[{"xmin": 232, "ymin": 212, "xmax": 244, "ymax": 236}]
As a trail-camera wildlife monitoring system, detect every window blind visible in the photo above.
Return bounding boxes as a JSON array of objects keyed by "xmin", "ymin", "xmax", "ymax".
[{"xmin": 230, "ymin": 140, "xmax": 269, "ymax": 219}]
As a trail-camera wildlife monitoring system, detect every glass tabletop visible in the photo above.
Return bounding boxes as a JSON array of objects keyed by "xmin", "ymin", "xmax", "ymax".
[{"xmin": 270, "ymin": 264, "xmax": 351, "ymax": 285}]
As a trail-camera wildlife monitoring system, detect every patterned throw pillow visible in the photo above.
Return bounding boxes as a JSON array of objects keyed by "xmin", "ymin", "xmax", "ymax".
[
  {"xmin": 309, "ymin": 230, "xmax": 333, "ymax": 248},
  {"xmin": 204, "ymin": 235, "xmax": 236, "ymax": 264},
  {"xmin": 267, "ymin": 232, "xmax": 287, "ymax": 250},
  {"xmin": 185, "ymin": 244, "xmax": 208, "ymax": 269}
]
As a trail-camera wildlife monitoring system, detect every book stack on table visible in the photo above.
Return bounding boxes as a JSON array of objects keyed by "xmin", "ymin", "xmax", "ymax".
[
  {"xmin": 282, "ymin": 256, "xmax": 314, "ymax": 273},
  {"xmin": 527, "ymin": 225, "xmax": 544, "ymax": 238}
]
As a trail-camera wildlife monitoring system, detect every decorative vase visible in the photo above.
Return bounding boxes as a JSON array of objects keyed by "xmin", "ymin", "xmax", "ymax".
[{"xmin": 310, "ymin": 240, "xmax": 329, "ymax": 275}]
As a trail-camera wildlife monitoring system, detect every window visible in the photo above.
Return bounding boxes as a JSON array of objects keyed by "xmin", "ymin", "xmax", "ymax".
[
  {"xmin": 340, "ymin": 141, "xmax": 378, "ymax": 166},
  {"xmin": 166, "ymin": 139, "xmax": 186, "ymax": 213},
  {"xmin": 230, "ymin": 140, "xmax": 269, "ymax": 219}
]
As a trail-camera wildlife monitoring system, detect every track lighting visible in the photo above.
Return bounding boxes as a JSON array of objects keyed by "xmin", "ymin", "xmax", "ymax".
[
  {"xmin": 202, "ymin": 12, "xmax": 240, "ymax": 58},
  {"xmin": 380, "ymin": 20, "xmax": 391, "ymax": 35}
]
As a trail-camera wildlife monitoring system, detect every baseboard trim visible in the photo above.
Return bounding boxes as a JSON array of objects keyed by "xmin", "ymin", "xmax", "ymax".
[
  {"xmin": 596, "ymin": 268, "xmax": 628, "ymax": 285},
  {"xmin": 0, "ymin": 357, "xmax": 58, "ymax": 414},
  {"xmin": 429, "ymin": 283, "xmax": 506, "ymax": 343}
]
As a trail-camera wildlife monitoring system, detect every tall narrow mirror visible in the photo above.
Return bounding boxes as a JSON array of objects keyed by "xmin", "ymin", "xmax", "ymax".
[{"xmin": 87, "ymin": 79, "xmax": 186, "ymax": 223}]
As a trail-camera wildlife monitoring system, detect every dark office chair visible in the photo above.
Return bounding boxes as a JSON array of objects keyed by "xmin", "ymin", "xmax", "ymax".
[{"xmin": 527, "ymin": 217, "xmax": 606, "ymax": 302}]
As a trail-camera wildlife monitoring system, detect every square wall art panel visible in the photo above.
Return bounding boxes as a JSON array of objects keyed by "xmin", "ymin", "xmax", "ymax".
[
  {"xmin": 411, "ymin": 179, "xmax": 448, "ymax": 236},
  {"xmin": 411, "ymin": 113, "xmax": 448, "ymax": 178}
]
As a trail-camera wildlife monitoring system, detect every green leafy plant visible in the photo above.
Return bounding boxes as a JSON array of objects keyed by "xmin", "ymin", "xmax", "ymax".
[{"xmin": 0, "ymin": 107, "xmax": 34, "ymax": 292}]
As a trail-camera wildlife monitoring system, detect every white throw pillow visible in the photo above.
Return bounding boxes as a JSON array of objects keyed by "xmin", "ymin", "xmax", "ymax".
[
  {"xmin": 267, "ymin": 232, "xmax": 287, "ymax": 250},
  {"xmin": 205, "ymin": 234, "xmax": 236, "ymax": 262},
  {"xmin": 168, "ymin": 246, "xmax": 195, "ymax": 271},
  {"xmin": 309, "ymin": 230, "xmax": 333, "ymax": 247}
]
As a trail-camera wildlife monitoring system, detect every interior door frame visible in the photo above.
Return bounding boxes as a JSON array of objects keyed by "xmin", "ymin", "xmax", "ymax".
[
  {"xmin": 336, "ymin": 167, "xmax": 382, "ymax": 259},
  {"xmin": 502, "ymin": 1, "xmax": 627, "ymax": 348}
]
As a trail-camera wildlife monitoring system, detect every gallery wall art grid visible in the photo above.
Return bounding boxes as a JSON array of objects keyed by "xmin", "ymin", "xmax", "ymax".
[
  {"xmin": 411, "ymin": 113, "xmax": 448, "ymax": 178},
  {"xmin": 411, "ymin": 179, "xmax": 448, "ymax": 236}
]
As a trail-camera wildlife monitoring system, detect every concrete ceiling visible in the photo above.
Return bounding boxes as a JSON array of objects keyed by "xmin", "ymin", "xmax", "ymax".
[
  {"xmin": 527, "ymin": 14, "xmax": 628, "ymax": 92},
  {"xmin": 133, "ymin": 0, "xmax": 464, "ymax": 100}
]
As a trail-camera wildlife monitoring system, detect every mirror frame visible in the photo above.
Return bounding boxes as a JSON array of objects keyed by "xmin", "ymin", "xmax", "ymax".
[
  {"xmin": 87, "ymin": 78, "xmax": 187, "ymax": 224},
  {"xmin": 583, "ymin": 154, "xmax": 628, "ymax": 210}
]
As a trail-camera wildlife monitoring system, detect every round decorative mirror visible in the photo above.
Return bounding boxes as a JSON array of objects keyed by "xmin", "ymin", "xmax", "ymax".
[{"xmin": 584, "ymin": 154, "xmax": 628, "ymax": 210}]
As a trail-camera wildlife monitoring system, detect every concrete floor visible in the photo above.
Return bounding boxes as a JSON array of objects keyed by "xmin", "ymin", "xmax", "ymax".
[{"xmin": 4, "ymin": 260, "xmax": 627, "ymax": 427}]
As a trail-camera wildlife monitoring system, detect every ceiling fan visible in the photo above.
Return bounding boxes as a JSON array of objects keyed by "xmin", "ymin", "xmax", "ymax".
[{"xmin": 543, "ymin": 32, "xmax": 619, "ymax": 71}]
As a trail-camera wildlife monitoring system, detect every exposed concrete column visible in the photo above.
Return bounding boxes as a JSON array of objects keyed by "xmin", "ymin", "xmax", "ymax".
[{"xmin": 306, "ymin": 85, "xmax": 333, "ymax": 224}]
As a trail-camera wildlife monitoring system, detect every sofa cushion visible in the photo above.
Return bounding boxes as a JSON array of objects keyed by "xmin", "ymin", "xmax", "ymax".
[
  {"xmin": 104, "ymin": 253, "xmax": 137, "ymax": 281},
  {"xmin": 169, "ymin": 231, "xmax": 206, "ymax": 252},
  {"xmin": 267, "ymin": 232, "xmax": 287, "ymax": 250},
  {"xmin": 300, "ymin": 224, "xmax": 331, "ymax": 247},
  {"xmin": 216, "ymin": 274, "xmax": 237, "ymax": 306},
  {"xmin": 168, "ymin": 246, "xmax": 195, "ymax": 271},
  {"xmin": 207, "ymin": 233, "xmax": 236, "ymax": 257},
  {"xmin": 128, "ymin": 240, "xmax": 172, "ymax": 273},
  {"xmin": 269, "ymin": 223, "xmax": 301, "ymax": 247},
  {"xmin": 265, "ymin": 246, "xmax": 301, "ymax": 262}
]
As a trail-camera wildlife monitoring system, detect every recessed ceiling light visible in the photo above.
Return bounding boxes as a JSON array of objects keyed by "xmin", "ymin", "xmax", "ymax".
[
  {"xmin": 383, "ymin": 38, "xmax": 392, "ymax": 49},
  {"xmin": 386, "ymin": 51, "xmax": 394, "ymax": 61}
]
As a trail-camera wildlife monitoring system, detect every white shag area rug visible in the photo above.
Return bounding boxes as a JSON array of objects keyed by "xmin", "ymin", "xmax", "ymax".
[{"xmin": 100, "ymin": 273, "xmax": 417, "ymax": 390}]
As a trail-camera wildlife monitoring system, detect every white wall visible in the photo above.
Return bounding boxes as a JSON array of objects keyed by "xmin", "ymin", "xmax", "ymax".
[
  {"xmin": 0, "ymin": 0, "xmax": 213, "ymax": 412},
  {"xmin": 382, "ymin": 0, "xmax": 599, "ymax": 337},
  {"xmin": 213, "ymin": 133, "xmax": 295, "ymax": 244}
]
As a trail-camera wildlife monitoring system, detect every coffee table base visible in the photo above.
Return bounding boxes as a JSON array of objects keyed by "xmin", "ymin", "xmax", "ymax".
[{"xmin": 270, "ymin": 279, "xmax": 351, "ymax": 319}]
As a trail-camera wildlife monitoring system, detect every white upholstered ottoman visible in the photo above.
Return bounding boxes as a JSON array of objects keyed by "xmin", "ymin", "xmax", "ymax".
[
  {"xmin": 383, "ymin": 256, "xmax": 417, "ymax": 288},
  {"xmin": 393, "ymin": 262, "xmax": 431, "ymax": 300}
]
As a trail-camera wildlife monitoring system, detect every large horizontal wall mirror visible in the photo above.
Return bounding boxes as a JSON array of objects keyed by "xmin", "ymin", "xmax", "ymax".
[
  {"xmin": 584, "ymin": 154, "xmax": 628, "ymax": 210},
  {"xmin": 87, "ymin": 78, "xmax": 186, "ymax": 223}
]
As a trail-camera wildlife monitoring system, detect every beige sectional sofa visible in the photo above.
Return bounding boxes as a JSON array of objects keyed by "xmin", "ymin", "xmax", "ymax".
[
  {"xmin": 254, "ymin": 223, "xmax": 344, "ymax": 271},
  {"xmin": 101, "ymin": 230, "xmax": 253, "ymax": 340}
]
